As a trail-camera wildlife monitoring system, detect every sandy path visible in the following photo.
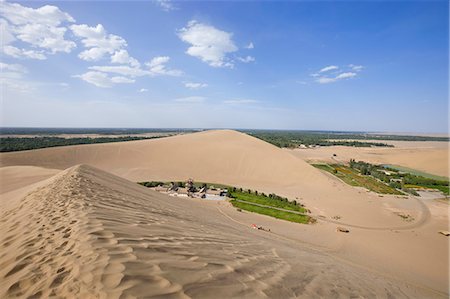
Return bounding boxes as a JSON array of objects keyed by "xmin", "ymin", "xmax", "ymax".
[{"xmin": 0, "ymin": 165, "xmax": 444, "ymax": 298}]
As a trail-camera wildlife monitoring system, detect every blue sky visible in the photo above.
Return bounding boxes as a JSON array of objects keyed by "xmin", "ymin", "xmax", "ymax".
[{"xmin": 1, "ymin": 0, "xmax": 448, "ymax": 132}]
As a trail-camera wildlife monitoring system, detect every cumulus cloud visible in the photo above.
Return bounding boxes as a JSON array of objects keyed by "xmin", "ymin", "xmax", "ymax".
[
  {"xmin": 146, "ymin": 56, "xmax": 182, "ymax": 76},
  {"xmin": 111, "ymin": 49, "xmax": 140, "ymax": 67},
  {"xmin": 184, "ymin": 82, "xmax": 208, "ymax": 89},
  {"xmin": 174, "ymin": 96, "xmax": 206, "ymax": 103},
  {"xmin": 0, "ymin": 2, "xmax": 76, "ymax": 58},
  {"xmin": 3, "ymin": 45, "xmax": 46, "ymax": 60},
  {"xmin": 70, "ymin": 24, "xmax": 127, "ymax": 61},
  {"xmin": 178, "ymin": 20, "xmax": 238, "ymax": 68},
  {"xmin": 237, "ymin": 56, "xmax": 255, "ymax": 63},
  {"xmin": 223, "ymin": 99, "xmax": 259, "ymax": 104},
  {"xmin": 245, "ymin": 42, "xmax": 254, "ymax": 49},
  {"xmin": 155, "ymin": 0, "xmax": 176, "ymax": 11},
  {"xmin": 138, "ymin": 88, "xmax": 148, "ymax": 93},
  {"xmin": 319, "ymin": 65, "xmax": 338, "ymax": 73},
  {"xmin": 0, "ymin": 2, "xmax": 75, "ymax": 26},
  {"xmin": 73, "ymin": 71, "xmax": 135, "ymax": 88},
  {"xmin": 87, "ymin": 56, "xmax": 181, "ymax": 78},
  {"xmin": 77, "ymin": 55, "xmax": 181, "ymax": 87}
]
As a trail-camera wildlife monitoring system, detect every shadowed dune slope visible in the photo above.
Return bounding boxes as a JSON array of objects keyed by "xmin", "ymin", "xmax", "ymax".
[{"xmin": 0, "ymin": 165, "xmax": 437, "ymax": 298}]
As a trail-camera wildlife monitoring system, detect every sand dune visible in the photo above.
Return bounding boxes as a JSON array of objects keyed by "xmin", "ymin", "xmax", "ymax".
[
  {"xmin": 0, "ymin": 130, "xmax": 431, "ymax": 226},
  {"xmin": 0, "ymin": 130, "xmax": 448, "ymax": 296},
  {"xmin": 0, "ymin": 165, "xmax": 441, "ymax": 298}
]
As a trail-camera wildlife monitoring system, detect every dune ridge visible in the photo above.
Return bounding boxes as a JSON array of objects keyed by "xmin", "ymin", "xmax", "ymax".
[{"xmin": 1, "ymin": 164, "xmax": 440, "ymax": 298}]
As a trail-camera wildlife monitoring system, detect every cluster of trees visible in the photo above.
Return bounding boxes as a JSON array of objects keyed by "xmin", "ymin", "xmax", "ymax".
[
  {"xmin": 138, "ymin": 181, "xmax": 165, "ymax": 188},
  {"xmin": 242, "ymin": 129, "xmax": 449, "ymax": 144},
  {"xmin": 0, "ymin": 127, "xmax": 196, "ymax": 135},
  {"xmin": 228, "ymin": 187, "xmax": 303, "ymax": 207},
  {"xmin": 0, "ymin": 136, "xmax": 156, "ymax": 152},
  {"xmin": 349, "ymin": 159, "xmax": 449, "ymax": 195},
  {"xmin": 244, "ymin": 131, "xmax": 395, "ymax": 149}
]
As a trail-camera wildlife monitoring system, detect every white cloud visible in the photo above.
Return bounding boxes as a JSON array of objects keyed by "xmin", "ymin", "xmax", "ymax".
[
  {"xmin": 319, "ymin": 65, "xmax": 338, "ymax": 73},
  {"xmin": 0, "ymin": 2, "xmax": 76, "ymax": 57},
  {"xmin": 0, "ymin": 18, "xmax": 15, "ymax": 44},
  {"xmin": 223, "ymin": 99, "xmax": 259, "ymax": 104},
  {"xmin": 111, "ymin": 49, "xmax": 140, "ymax": 67},
  {"xmin": 316, "ymin": 77, "xmax": 336, "ymax": 84},
  {"xmin": 178, "ymin": 20, "xmax": 238, "ymax": 68},
  {"xmin": 88, "ymin": 56, "xmax": 181, "ymax": 78},
  {"xmin": 138, "ymin": 88, "xmax": 148, "ymax": 93},
  {"xmin": 349, "ymin": 64, "xmax": 364, "ymax": 71},
  {"xmin": 336, "ymin": 72, "xmax": 356, "ymax": 79},
  {"xmin": 145, "ymin": 56, "xmax": 182, "ymax": 76},
  {"xmin": 16, "ymin": 24, "xmax": 75, "ymax": 53},
  {"xmin": 74, "ymin": 71, "xmax": 135, "ymax": 88},
  {"xmin": 0, "ymin": 62, "xmax": 27, "ymax": 79},
  {"xmin": 0, "ymin": 62, "xmax": 32, "ymax": 93},
  {"xmin": 237, "ymin": 55, "xmax": 255, "ymax": 63},
  {"xmin": 245, "ymin": 42, "xmax": 254, "ymax": 49},
  {"xmin": 0, "ymin": 2, "xmax": 75, "ymax": 26},
  {"xmin": 313, "ymin": 64, "xmax": 362, "ymax": 84},
  {"xmin": 71, "ymin": 24, "xmax": 127, "ymax": 61},
  {"xmin": 3, "ymin": 45, "xmax": 46, "ymax": 60},
  {"xmin": 184, "ymin": 82, "xmax": 208, "ymax": 89},
  {"xmin": 174, "ymin": 96, "xmax": 206, "ymax": 103},
  {"xmin": 77, "ymin": 55, "xmax": 180, "ymax": 87},
  {"xmin": 111, "ymin": 76, "xmax": 135, "ymax": 84},
  {"xmin": 316, "ymin": 72, "xmax": 357, "ymax": 84},
  {"xmin": 155, "ymin": 0, "xmax": 175, "ymax": 11},
  {"xmin": 89, "ymin": 65, "xmax": 149, "ymax": 77}
]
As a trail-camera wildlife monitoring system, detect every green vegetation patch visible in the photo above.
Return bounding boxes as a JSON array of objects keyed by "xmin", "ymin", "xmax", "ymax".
[
  {"xmin": 244, "ymin": 131, "xmax": 394, "ymax": 148},
  {"xmin": 312, "ymin": 163, "xmax": 404, "ymax": 195},
  {"xmin": 228, "ymin": 189, "xmax": 306, "ymax": 213},
  {"xmin": 241, "ymin": 130, "xmax": 449, "ymax": 149},
  {"xmin": 230, "ymin": 200, "xmax": 311, "ymax": 224},
  {"xmin": 0, "ymin": 136, "xmax": 159, "ymax": 152},
  {"xmin": 348, "ymin": 160, "xmax": 449, "ymax": 196}
]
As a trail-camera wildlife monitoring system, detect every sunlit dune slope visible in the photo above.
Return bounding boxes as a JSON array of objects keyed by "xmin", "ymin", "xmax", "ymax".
[
  {"xmin": 0, "ymin": 164, "xmax": 435, "ymax": 298},
  {"xmin": 0, "ymin": 130, "xmax": 323, "ymax": 185}
]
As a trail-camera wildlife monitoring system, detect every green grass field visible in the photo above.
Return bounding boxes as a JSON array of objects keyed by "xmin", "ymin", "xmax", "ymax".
[
  {"xmin": 312, "ymin": 163, "xmax": 404, "ymax": 195},
  {"xmin": 230, "ymin": 200, "xmax": 311, "ymax": 224},
  {"xmin": 229, "ymin": 190, "xmax": 306, "ymax": 213}
]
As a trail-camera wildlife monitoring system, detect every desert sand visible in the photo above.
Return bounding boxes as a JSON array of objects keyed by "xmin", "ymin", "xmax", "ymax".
[{"xmin": 0, "ymin": 130, "xmax": 448, "ymax": 297}]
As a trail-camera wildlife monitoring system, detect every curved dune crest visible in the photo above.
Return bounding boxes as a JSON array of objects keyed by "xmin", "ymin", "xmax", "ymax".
[{"xmin": 0, "ymin": 165, "xmax": 438, "ymax": 298}]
